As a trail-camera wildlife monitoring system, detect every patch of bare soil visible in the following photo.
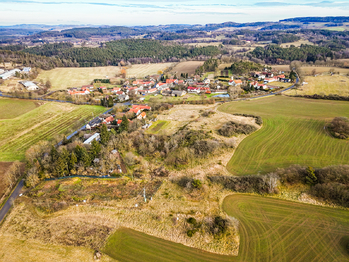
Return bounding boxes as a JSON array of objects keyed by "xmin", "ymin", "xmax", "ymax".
[
  {"xmin": 170, "ymin": 61, "xmax": 205, "ymax": 75},
  {"xmin": 0, "ymin": 202, "xmax": 116, "ymax": 250}
]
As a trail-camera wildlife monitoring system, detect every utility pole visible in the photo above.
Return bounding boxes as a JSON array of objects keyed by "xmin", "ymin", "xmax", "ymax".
[{"xmin": 143, "ymin": 187, "xmax": 147, "ymax": 203}]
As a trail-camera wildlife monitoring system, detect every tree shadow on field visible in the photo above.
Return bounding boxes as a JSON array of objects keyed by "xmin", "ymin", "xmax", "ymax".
[{"xmin": 340, "ymin": 236, "xmax": 349, "ymax": 256}]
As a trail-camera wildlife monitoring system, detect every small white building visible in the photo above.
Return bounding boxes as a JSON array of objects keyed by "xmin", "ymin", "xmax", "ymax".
[
  {"xmin": 83, "ymin": 133, "xmax": 100, "ymax": 144},
  {"xmin": 22, "ymin": 67, "xmax": 31, "ymax": 73}
]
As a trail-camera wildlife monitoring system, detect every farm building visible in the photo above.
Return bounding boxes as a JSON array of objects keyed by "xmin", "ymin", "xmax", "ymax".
[
  {"xmin": 22, "ymin": 67, "xmax": 31, "ymax": 73},
  {"xmin": 172, "ymin": 90, "xmax": 186, "ymax": 97},
  {"xmin": 83, "ymin": 133, "xmax": 100, "ymax": 144},
  {"xmin": 20, "ymin": 81, "xmax": 39, "ymax": 91},
  {"xmin": 0, "ymin": 69, "xmax": 21, "ymax": 80}
]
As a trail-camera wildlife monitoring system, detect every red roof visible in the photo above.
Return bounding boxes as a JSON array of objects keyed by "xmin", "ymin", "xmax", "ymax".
[
  {"xmin": 188, "ymin": 86, "xmax": 199, "ymax": 90},
  {"xmin": 116, "ymin": 91, "xmax": 124, "ymax": 95},
  {"xmin": 132, "ymin": 105, "xmax": 151, "ymax": 111},
  {"xmin": 166, "ymin": 79, "xmax": 177, "ymax": 84}
]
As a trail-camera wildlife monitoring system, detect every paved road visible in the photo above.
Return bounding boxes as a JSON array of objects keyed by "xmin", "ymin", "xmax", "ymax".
[{"xmin": 0, "ymin": 179, "xmax": 24, "ymax": 223}]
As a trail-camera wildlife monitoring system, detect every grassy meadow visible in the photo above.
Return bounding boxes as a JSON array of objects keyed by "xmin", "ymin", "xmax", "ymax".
[
  {"xmin": 0, "ymin": 98, "xmax": 39, "ymax": 119},
  {"xmin": 219, "ymin": 96, "xmax": 349, "ymax": 175},
  {"xmin": 0, "ymin": 99, "xmax": 105, "ymax": 161},
  {"xmin": 0, "ymin": 236, "xmax": 115, "ymax": 262},
  {"xmin": 286, "ymin": 75, "xmax": 349, "ymax": 96},
  {"xmin": 35, "ymin": 66, "xmax": 122, "ymax": 90},
  {"xmin": 35, "ymin": 63, "xmax": 174, "ymax": 90},
  {"xmin": 146, "ymin": 120, "xmax": 171, "ymax": 135},
  {"xmin": 103, "ymin": 228, "xmax": 232, "ymax": 262},
  {"xmin": 223, "ymin": 194, "xmax": 349, "ymax": 262}
]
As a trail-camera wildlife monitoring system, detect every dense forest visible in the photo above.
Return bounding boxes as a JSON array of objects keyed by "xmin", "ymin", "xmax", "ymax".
[
  {"xmin": 280, "ymin": 16, "xmax": 349, "ymax": 23},
  {"xmin": 0, "ymin": 49, "xmax": 77, "ymax": 69},
  {"xmin": 36, "ymin": 26, "xmax": 141, "ymax": 39},
  {"xmin": 23, "ymin": 39, "xmax": 221, "ymax": 66},
  {"xmin": 251, "ymin": 44, "xmax": 333, "ymax": 63}
]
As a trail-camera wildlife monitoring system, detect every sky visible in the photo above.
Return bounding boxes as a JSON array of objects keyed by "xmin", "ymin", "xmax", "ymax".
[{"xmin": 1, "ymin": 0, "xmax": 349, "ymax": 26}]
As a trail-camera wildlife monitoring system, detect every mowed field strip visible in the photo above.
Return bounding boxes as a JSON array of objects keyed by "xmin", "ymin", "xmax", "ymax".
[
  {"xmin": 219, "ymin": 96, "xmax": 349, "ymax": 175},
  {"xmin": 103, "ymin": 228, "xmax": 233, "ymax": 262},
  {"xmin": 0, "ymin": 99, "xmax": 105, "ymax": 161},
  {"xmin": 223, "ymin": 194, "xmax": 349, "ymax": 262}
]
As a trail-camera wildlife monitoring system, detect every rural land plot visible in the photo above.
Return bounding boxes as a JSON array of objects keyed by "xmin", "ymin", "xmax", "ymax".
[
  {"xmin": 223, "ymin": 194, "xmax": 349, "ymax": 262},
  {"xmin": 285, "ymin": 75, "xmax": 349, "ymax": 96},
  {"xmin": 0, "ymin": 101, "xmax": 105, "ymax": 161},
  {"xmin": 219, "ymin": 96, "xmax": 349, "ymax": 175},
  {"xmin": 0, "ymin": 98, "xmax": 41, "ymax": 119},
  {"xmin": 0, "ymin": 236, "xmax": 115, "ymax": 262},
  {"xmin": 35, "ymin": 66, "xmax": 122, "ymax": 90},
  {"xmin": 170, "ymin": 61, "xmax": 204, "ymax": 75},
  {"xmin": 126, "ymin": 63, "xmax": 174, "ymax": 78}
]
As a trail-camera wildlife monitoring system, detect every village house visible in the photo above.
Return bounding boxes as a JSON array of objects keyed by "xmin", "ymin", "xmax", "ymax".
[
  {"xmin": 118, "ymin": 94, "xmax": 129, "ymax": 102},
  {"xmin": 187, "ymin": 86, "xmax": 200, "ymax": 94},
  {"xmin": 86, "ymin": 118, "xmax": 103, "ymax": 129},
  {"xmin": 229, "ymin": 79, "xmax": 242, "ymax": 86},
  {"xmin": 111, "ymin": 87, "xmax": 121, "ymax": 93},
  {"xmin": 103, "ymin": 116, "xmax": 114, "ymax": 125},
  {"xmin": 137, "ymin": 111, "xmax": 146, "ymax": 120}
]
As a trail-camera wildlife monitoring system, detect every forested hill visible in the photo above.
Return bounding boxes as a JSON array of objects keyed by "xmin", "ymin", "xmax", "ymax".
[
  {"xmin": 280, "ymin": 16, "xmax": 349, "ymax": 23},
  {"xmin": 0, "ymin": 49, "xmax": 77, "ymax": 70},
  {"xmin": 23, "ymin": 39, "xmax": 221, "ymax": 66},
  {"xmin": 36, "ymin": 26, "xmax": 141, "ymax": 38},
  {"xmin": 250, "ymin": 44, "xmax": 333, "ymax": 63}
]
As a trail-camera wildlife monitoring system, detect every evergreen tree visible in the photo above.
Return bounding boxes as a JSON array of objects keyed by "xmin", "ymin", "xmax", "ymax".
[
  {"xmin": 108, "ymin": 96, "xmax": 114, "ymax": 107},
  {"xmin": 305, "ymin": 166, "xmax": 317, "ymax": 185},
  {"xmin": 50, "ymin": 145, "xmax": 59, "ymax": 163},
  {"xmin": 91, "ymin": 139, "xmax": 101, "ymax": 159},
  {"xmin": 119, "ymin": 115, "xmax": 129, "ymax": 133},
  {"xmin": 69, "ymin": 152, "xmax": 77, "ymax": 171},
  {"xmin": 55, "ymin": 156, "xmax": 68, "ymax": 176},
  {"xmin": 100, "ymin": 124, "xmax": 110, "ymax": 145}
]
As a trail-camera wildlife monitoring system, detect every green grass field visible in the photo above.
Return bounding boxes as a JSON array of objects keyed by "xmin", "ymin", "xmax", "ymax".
[
  {"xmin": 219, "ymin": 96, "xmax": 349, "ymax": 175},
  {"xmin": 103, "ymin": 228, "xmax": 232, "ymax": 262},
  {"xmin": 0, "ymin": 98, "xmax": 38, "ymax": 119},
  {"xmin": 0, "ymin": 101, "xmax": 105, "ymax": 161},
  {"xmin": 103, "ymin": 195, "xmax": 349, "ymax": 262},
  {"xmin": 223, "ymin": 194, "xmax": 349, "ymax": 262},
  {"xmin": 146, "ymin": 120, "xmax": 170, "ymax": 134}
]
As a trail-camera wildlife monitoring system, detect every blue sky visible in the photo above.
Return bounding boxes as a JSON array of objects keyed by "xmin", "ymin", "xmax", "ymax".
[{"xmin": 1, "ymin": 0, "xmax": 349, "ymax": 26}]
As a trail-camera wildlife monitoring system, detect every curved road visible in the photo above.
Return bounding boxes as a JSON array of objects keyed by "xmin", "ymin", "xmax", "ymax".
[{"xmin": 0, "ymin": 179, "xmax": 24, "ymax": 223}]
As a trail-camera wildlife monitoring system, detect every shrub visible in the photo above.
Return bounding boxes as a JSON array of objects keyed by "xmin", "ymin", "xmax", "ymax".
[
  {"xmin": 187, "ymin": 217, "xmax": 197, "ymax": 225},
  {"xmin": 191, "ymin": 179, "xmax": 202, "ymax": 189},
  {"xmin": 218, "ymin": 121, "xmax": 257, "ymax": 137},
  {"xmin": 328, "ymin": 117, "xmax": 349, "ymax": 139},
  {"xmin": 187, "ymin": 229, "xmax": 198, "ymax": 237},
  {"xmin": 209, "ymin": 216, "xmax": 230, "ymax": 238}
]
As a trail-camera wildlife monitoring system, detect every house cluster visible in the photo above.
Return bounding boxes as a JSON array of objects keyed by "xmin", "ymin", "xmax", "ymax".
[
  {"xmin": 0, "ymin": 67, "xmax": 31, "ymax": 80},
  {"xmin": 252, "ymin": 71, "xmax": 291, "ymax": 84},
  {"xmin": 85, "ymin": 104, "xmax": 151, "ymax": 130},
  {"xmin": 249, "ymin": 71, "xmax": 291, "ymax": 90}
]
